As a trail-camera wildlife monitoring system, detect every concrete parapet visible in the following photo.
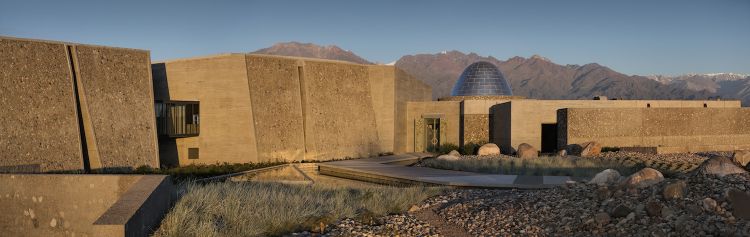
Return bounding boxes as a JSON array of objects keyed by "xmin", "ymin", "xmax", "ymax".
[{"xmin": 0, "ymin": 174, "xmax": 175, "ymax": 237}]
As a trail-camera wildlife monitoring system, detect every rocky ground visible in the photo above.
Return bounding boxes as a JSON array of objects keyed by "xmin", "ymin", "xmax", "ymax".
[
  {"xmin": 293, "ymin": 152, "xmax": 750, "ymax": 236},
  {"xmin": 433, "ymin": 173, "xmax": 750, "ymax": 236},
  {"xmin": 290, "ymin": 214, "xmax": 440, "ymax": 237},
  {"xmin": 590, "ymin": 151, "xmax": 730, "ymax": 176}
]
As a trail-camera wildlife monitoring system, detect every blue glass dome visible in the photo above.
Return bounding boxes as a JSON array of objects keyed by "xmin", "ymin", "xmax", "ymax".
[{"xmin": 450, "ymin": 61, "xmax": 513, "ymax": 96}]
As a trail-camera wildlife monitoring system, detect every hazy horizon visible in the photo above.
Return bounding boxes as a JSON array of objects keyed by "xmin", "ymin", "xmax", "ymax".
[{"xmin": 1, "ymin": 0, "xmax": 748, "ymax": 76}]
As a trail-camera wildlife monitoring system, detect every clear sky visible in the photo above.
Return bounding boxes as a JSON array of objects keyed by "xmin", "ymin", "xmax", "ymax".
[{"xmin": 1, "ymin": 0, "xmax": 748, "ymax": 75}]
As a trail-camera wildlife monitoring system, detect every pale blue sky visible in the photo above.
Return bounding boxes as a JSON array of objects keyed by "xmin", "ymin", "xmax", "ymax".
[{"xmin": 1, "ymin": 0, "xmax": 748, "ymax": 75}]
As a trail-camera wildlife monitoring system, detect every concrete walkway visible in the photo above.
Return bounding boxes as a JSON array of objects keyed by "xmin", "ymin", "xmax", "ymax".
[{"xmin": 318, "ymin": 153, "xmax": 574, "ymax": 189}]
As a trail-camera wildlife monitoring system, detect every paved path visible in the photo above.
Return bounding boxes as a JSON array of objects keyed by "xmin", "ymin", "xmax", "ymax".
[{"xmin": 318, "ymin": 153, "xmax": 573, "ymax": 189}]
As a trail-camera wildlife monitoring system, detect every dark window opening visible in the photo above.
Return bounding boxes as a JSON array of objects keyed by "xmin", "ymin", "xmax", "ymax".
[
  {"xmin": 647, "ymin": 103, "xmax": 651, "ymax": 108},
  {"xmin": 703, "ymin": 103, "xmax": 708, "ymax": 108},
  {"xmin": 156, "ymin": 100, "xmax": 200, "ymax": 137},
  {"xmin": 541, "ymin": 123, "xmax": 558, "ymax": 153},
  {"xmin": 188, "ymin": 148, "xmax": 199, "ymax": 159}
]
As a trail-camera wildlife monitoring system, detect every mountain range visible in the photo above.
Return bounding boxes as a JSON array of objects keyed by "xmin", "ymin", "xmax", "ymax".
[{"xmin": 251, "ymin": 42, "xmax": 748, "ymax": 105}]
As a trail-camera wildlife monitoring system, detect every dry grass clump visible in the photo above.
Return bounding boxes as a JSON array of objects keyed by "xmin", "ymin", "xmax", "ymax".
[
  {"xmin": 422, "ymin": 156, "xmax": 641, "ymax": 177},
  {"xmin": 153, "ymin": 181, "xmax": 443, "ymax": 237}
]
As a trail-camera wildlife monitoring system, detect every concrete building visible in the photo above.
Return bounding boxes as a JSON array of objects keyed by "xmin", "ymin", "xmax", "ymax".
[
  {"xmin": 3, "ymin": 36, "xmax": 749, "ymax": 170},
  {"xmin": 406, "ymin": 62, "xmax": 747, "ymax": 154},
  {"xmin": 152, "ymin": 54, "xmax": 431, "ymax": 166}
]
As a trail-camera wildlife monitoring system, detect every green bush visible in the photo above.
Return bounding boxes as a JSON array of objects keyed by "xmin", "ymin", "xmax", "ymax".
[
  {"xmin": 128, "ymin": 162, "xmax": 286, "ymax": 182},
  {"xmin": 437, "ymin": 143, "xmax": 460, "ymax": 154}
]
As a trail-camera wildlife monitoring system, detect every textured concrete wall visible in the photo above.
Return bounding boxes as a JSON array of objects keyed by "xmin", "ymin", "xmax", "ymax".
[
  {"xmin": 405, "ymin": 101, "xmax": 461, "ymax": 152},
  {"xmin": 463, "ymin": 114, "xmax": 490, "ymax": 144},
  {"xmin": 0, "ymin": 174, "xmax": 174, "ymax": 237},
  {"xmin": 246, "ymin": 55, "xmax": 305, "ymax": 161},
  {"xmin": 394, "ymin": 68, "xmax": 432, "ymax": 153},
  {"xmin": 559, "ymin": 108, "xmax": 750, "ymax": 150},
  {"xmin": 156, "ymin": 54, "xmax": 259, "ymax": 165},
  {"xmin": 367, "ymin": 66, "xmax": 396, "ymax": 153},
  {"xmin": 0, "ymin": 38, "xmax": 83, "ymax": 172},
  {"xmin": 301, "ymin": 60, "xmax": 381, "ymax": 159},
  {"xmin": 74, "ymin": 45, "xmax": 159, "ymax": 169},
  {"xmin": 1, "ymin": 37, "xmax": 159, "ymax": 172},
  {"xmin": 493, "ymin": 99, "xmax": 742, "ymax": 152}
]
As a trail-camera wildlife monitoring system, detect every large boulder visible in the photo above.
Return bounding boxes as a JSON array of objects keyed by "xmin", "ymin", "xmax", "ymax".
[
  {"xmin": 477, "ymin": 143, "xmax": 501, "ymax": 156},
  {"xmin": 695, "ymin": 156, "xmax": 748, "ymax": 177},
  {"xmin": 516, "ymin": 143, "xmax": 538, "ymax": 158},
  {"xmin": 621, "ymin": 168, "xmax": 664, "ymax": 188},
  {"xmin": 580, "ymin": 141, "xmax": 602, "ymax": 157},
  {"xmin": 588, "ymin": 169, "xmax": 621, "ymax": 185},
  {"xmin": 732, "ymin": 150, "xmax": 750, "ymax": 167},
  {"xmin": 447, "ymin": 150, "xmax": 461, "ymax": 157}
]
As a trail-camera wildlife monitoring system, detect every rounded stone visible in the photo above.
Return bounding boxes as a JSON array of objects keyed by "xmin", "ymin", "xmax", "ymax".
[
  {"xmin": 477, "ymin": 143, "xmax": 501, "ymax": 156},
  {"xmin": 621, "ymin": 168, "xmax": 664, "ymax": 189},
  {"xmin": 516, "ymin": 143, "xmax": 538, "ymax": 158}
]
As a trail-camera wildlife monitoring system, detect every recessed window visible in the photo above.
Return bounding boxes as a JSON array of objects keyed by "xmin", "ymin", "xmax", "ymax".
[
  {"xmin": 646, "ymin": 103, "xmax": 651, "ymax": 108},
  {"xmin": 703, "ymin": 103, "xmax": 708, "ymax": 108},
  {"xmin": 188, "ymin": 148, "xmax": 199, "ymax": 159}
]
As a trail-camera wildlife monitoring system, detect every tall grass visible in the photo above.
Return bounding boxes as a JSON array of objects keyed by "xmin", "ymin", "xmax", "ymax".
[
  {"xmin": 422, "ymin": 156, "xmax": 642, "ymax": 177},
  {"xmin": 153, "ymin": 182, "xmax": 443, "ymax": 237}
]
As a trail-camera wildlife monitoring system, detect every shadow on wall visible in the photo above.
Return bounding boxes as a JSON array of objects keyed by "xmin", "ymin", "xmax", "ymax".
[
  {"xmin": 151, "ymin": 63, "xmax": 179, "ymax": 168},
  {"xmin": 489, "ymin": 103, "xmax": 513, "ymax": 154},
  {"xmin": 0, "ymin": 164, "xmax": 42, "ymax": 173}
]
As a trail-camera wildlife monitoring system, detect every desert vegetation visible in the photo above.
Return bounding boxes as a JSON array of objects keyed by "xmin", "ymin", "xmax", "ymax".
[
  {"xmin": 422, "ymin": 155, "xmax": 642, "ymax": 177},
  {"xmin": 153, "ymin": 181, "xmax": 443, "ymax": 237}
]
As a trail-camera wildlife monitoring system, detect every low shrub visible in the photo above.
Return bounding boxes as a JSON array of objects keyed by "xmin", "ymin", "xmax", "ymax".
[
  {"xmin": 422, "ymin": 155, "xmax": 641, "ymax": 177},
  {"xmin": 153, "ymin": 182, "xmax": 444, "ymax": 237},
  {"xmin": 437, "ymin": 143, "xmax": 460, "ymax": 154},
  {"xmin": 128, "ymin": 162, "xmax": 286, "ymax": 182}
]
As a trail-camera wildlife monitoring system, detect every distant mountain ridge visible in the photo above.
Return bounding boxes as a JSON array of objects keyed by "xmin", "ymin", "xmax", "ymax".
[
  {"xmin": 252, "ymin": 42, "xmax": 372, "ymax": 65},
  {"xmin": 647, "ymin": 73, "xmax": 750, "ymax": 105},
  {"xmin": 252, "ymin": 42, "xmax": 746, "ymax": 105},
  {"xmin": 395, "ymin": 51, "xmax": 710, "ymax": 101}
]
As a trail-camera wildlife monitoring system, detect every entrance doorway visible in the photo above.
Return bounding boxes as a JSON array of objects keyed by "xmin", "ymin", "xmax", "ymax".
[
  {"xmin": 424, "ymin": 118, "xmax": 441, "ymax": 152},
  {"xmin": 541, "ymin": 123, "xmax": 558, "ymax": 153}
]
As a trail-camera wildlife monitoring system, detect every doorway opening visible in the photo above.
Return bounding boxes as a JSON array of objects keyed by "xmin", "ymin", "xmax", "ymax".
[
  {"xmin": 424, "ymin": 118, "xmax": 441, "ymax": 152},
  {"xmin": 541, "ymin": 123, "xmax": 558, "ymax": 153}
]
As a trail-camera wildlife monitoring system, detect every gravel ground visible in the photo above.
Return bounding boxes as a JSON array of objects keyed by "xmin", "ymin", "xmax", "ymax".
[
  {"xmin": 434, "ymin": 173, "xmax": 750, "ymax": 236},
  {"xmin": 293, "ymin": 152, "xmax": 750, "ymax": 236},
  {"xmin": 290, "ymin": 214, "xmax": 440, "ymax": 237}
]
